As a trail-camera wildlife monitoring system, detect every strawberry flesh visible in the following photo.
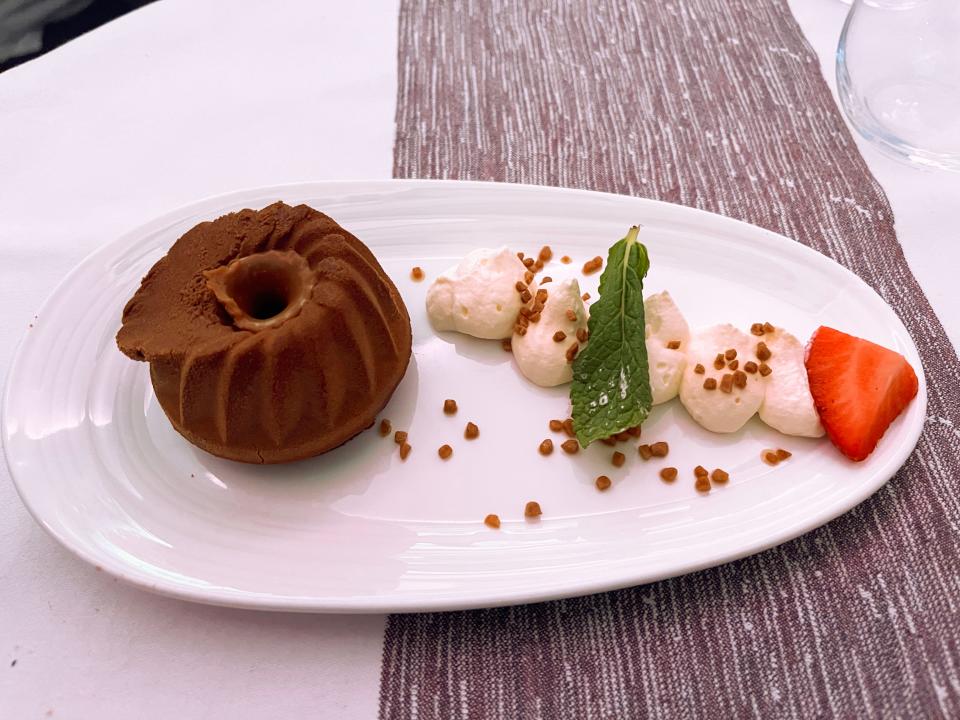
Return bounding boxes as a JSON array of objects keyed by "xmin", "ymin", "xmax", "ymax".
[{"xmin": 805, "ymin": 326, "xmax": 918, "ymax": 461}]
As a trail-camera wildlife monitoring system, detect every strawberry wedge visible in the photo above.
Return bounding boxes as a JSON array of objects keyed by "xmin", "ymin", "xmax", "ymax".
[{"xmin": 805, "ymin": 326, "xmax": 919, "ymax": 461}]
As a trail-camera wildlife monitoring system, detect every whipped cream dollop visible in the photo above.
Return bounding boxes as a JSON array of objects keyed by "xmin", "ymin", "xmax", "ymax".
[
  {"xmin": 679, "ymin": 324, "xmax": 766, "ymax": 433},
  {"xmin": 644, "ymin": 291, "xmax": 690, "ymax": 405},
  {"xmin": 758, "ymin": 329, "xmax": 825, "ymax": 437},
  {"xmin": 426, "ymin": 247, "xmax": 535, "ymax": 339},
  {"xmin": 512, "ymin": 279, "xmax": 588, "ymax": 387}
]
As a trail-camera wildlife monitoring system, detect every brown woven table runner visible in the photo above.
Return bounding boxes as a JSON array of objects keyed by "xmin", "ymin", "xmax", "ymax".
[{"xmin": 382, "ymin": 0, "xmax": 960, "ymax": 717}]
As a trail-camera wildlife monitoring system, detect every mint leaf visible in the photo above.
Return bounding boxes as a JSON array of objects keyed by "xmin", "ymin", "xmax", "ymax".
[{"xmin": 570, "ymin": 226, "xmax": 652, "ymax": 447}]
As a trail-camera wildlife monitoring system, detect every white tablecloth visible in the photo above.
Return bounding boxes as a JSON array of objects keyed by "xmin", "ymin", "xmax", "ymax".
[{"xmin": 1, "ymin": 1, "xmax": 957, "ymax": 717}]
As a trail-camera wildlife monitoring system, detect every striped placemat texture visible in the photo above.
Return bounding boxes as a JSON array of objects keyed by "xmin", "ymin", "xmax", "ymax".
[{"xmin": 382, "ymin": 0, "xmax": 960, "ymax": 717}]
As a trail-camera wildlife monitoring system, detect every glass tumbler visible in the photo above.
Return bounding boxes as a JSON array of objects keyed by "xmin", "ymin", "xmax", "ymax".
[{"xmin": 837, "ymin": 0, "xmax": 960, "ymax": 172}]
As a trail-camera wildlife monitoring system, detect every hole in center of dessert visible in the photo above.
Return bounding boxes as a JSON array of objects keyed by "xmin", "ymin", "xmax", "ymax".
[
  {"xmin": 246, "ymin": 287, "xmax": 290, "ymax": 320},
  {"xmin": 204, "ymin": 250, "xmax": 315, "ymax": 331},
  {"xmin": 225, "ymin": 256, "xmax": 299, "ymax": 320}
]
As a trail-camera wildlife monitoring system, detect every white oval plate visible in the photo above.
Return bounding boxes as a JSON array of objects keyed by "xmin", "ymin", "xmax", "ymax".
[{"xmin": 3, "ymin": 180, "xmax": 926, "ymax": 613}]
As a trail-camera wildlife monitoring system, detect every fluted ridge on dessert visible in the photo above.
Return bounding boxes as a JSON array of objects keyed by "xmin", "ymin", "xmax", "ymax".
[{"xmin": 117, "ymin": 201, "xmax": 412, "ymax": 463}]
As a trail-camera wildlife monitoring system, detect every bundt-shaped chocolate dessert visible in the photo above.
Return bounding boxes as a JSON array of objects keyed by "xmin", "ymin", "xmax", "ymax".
[{"xmin": 117, "ymin": 201, "xmax": 412, "ymax": 463}]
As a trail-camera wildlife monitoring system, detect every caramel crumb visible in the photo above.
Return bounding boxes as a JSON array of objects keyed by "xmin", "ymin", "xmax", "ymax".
[
  {"xmin": 549, "ymin": 419, "xmax": 564, "ymax": 432},
  {"xmin": 536, "ymin": 288, "xmax": 549, "ymax": 304},
  {"xmin": 565, "ymin": 342, "xmax": 580, "ymax": 362},
  {"xmin": 750, "ymin": 322, "xmax": 765, "ymax": 336},
  {"xmin": 638, "ymin": 444, "xmax": 653, "ymax": 460},
  {"xmin": 694, "ymin": 465, "xmax": 709, "ymax": 478},
  {"xmin": 627, "ymin": 425, "xmax": 642, "ymax": 437},
  {"xmin": 524, "ymin": 270, "xmax": 535, "ymax": 285},
  {"xmin": 523, "ymin": 257, "xmax": 535, "ymax": 268},
  {"xmin": 533, "ymin": 259, "xmax": 544, "ymax": 272},
  {"xmin": 502, "ymin": 338, "xmax": 512, "ymax": 352},
  {"xmin": 776, "ymin": 448, "xmax": 792, "ymax": 460},
  {"xmin": 703, "ymin": 377, "xmax": 718, "ymax": 390},
  {"xmin": 744, "ymin": 360, "xmax": 758, "ymax": 374},
  {"xmin": 464, "ymin": 422, "xmax": 479, "ymax": 439},
  {"xmin": 438, "ymin": 444, "xmax": 453, "ymax": 459},
  {"xmin": 539, "ymin": 439, "xmax": 554, "ymax": 455},
  {"xmin": 525, "ymin": 501, "xmax": 542, "ymax": 518},
  {"xmin": 411, "ymin": 267, "xmax": 425, "ymax": 281},
  {"xmin": 443, "ymin": 399, "xmax": 458, "ymax": 415},
  {"xmin": 720, "ymin": 374, "xmax": 734, "ymax": 393},
  {"xmin": 694, "ymin": 363, "xmax": 705, "ymax": 375},
  {"xmin": 756, "ymin": 342, "xmax": 772, "ymax": 361},
  {"xmin": 561, "ymin": 255, "xmax": 572, "ymax": 264},
  {"xmin": 758, "ymin": 362, "xmax": 773, "ymax": 377},
  {"xmin": 595, "ymin": 475, "xmax": 612, "ymax": 491},
  {"xmin": 733, "ymin": 370, "xmax": 748, "ymax": 388},
  {"xmin": 538, "ymin": 246, "xmax": 553, "ymax": 263},
  {"xmin": 660, "ymin": 467, "xmax": 678, "ymax": 482},
  {"xmin": 565, "ymin": 309, "xmax": 578, "ymax": 322},
  {"xmin": 561, "ymin": 439, "xmax": 580, "ymax": 454},
  {"xmin": 581, "ymin": 292, "xmax": 591, "ymax": 301},
  {"xmin": 650, "ymin": 441, "xmax": 669, "ymax": 457},
  {"xmin": 541, "ymin": 276, "xmax": 552, "ymax": 284},
  {"xmin": 612, "ymin": 451, "xmax": 626, "ymax": 468},
  {"xmin": 394, "ymin": 430, "xmax": 408, "ymax": 445},
  {"xmin": 582, "ymin": 256, "xmax": 603, "ymax": 275},
  {"xmin": 399, "ymin": 442, "xmax": 412, "ymax": 460},
  {"xmin": 484, "ymin": 514, "xmax": 501, "ymax": 529},
  {"xmin": 763, "ymin": 322, "xmax": 776, "ymax": 333},
  {"xmin": 714, "ymin": 353, "xmax": 726, "ymax": 370},
  {"xmin": 614, "ymin": 430, "xmax": 632, "ymax": 442},
  {"xmin": 576, "ymin": 327, "xmax": 589, "ymax": 343},
  {"xmin": 562, "ymin": 418, "xmax": 575, "ymax": 437},
  {"xmin": 553, "ymin": 330, "xmax": 567, "ymax": 342},
  {"xmin": 728, "ymin": 359, "xmax": 739, "ymax": 371},
  {"xmin": 711, "ymin": 468, "xmax": 729, "ymax": 484},
  {"xmin": 667, "ymin": 340, "xmax": 681, "ymax": 350},
  {"xmin": 520, "ymin": 289, "xmax": 532, "ymax": 304},
  {"xmin": 724, "ymin": 348, "xmax": 737, "ymax": 361},
  {"xmin": 763, "ymin": 450, "xmax": 781, "ymax": 465},
  {"xmin": 600, "ymin": 437, "xmax": 617, "ymax": 446},
  {"xmin": 379, "ymin": 419, "xmax": 392, "ymax": 437},
  {"xmin": 517, "ymin": 252, "xmax": 525, "ymax": 261},
  {"xmin": 529, "ymin": 312, "xmax": 541, "ymax": 323},
  {"xmin": 695, "ymin": 476, "xmax": 711, "ymax": 493},
  {"xmin": 515, "ymin": 281, "xmax": 527, "ymax": 292}
]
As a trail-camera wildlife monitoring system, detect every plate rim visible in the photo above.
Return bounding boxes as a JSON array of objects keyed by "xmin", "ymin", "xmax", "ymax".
[{"xmin": 2, "ymin": 178, "xmax": 928, "ymax": 613}]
